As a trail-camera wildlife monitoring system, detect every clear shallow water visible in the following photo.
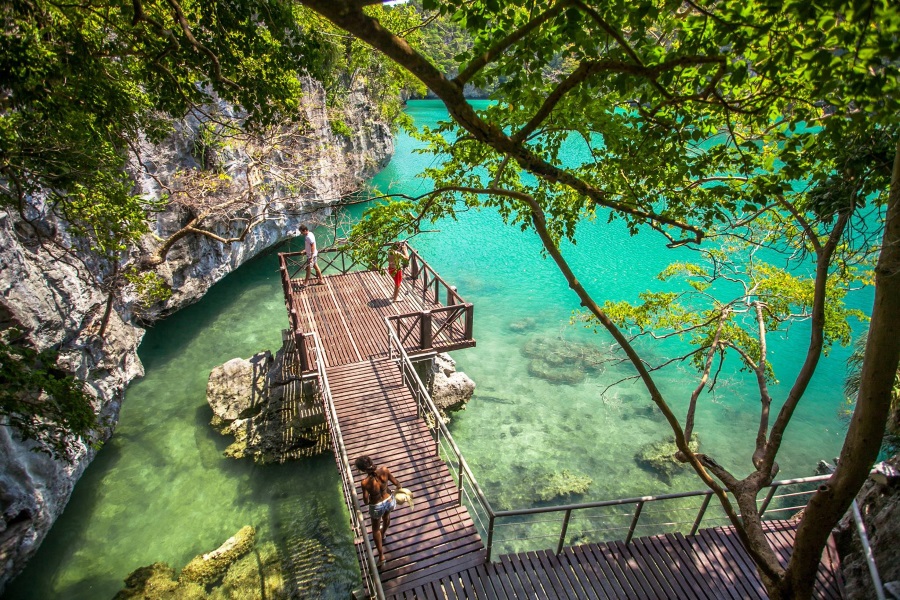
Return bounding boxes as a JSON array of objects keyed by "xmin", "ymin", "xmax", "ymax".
[
  {"xmin": 4, "ymin": 250, "xmax": 359, "ymax": 599},
  {"xmin": 4, "ymin": 100, "xmax": 871, "ymax": 597}
]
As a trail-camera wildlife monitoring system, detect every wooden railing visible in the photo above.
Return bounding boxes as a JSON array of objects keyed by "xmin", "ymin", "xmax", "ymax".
[
  {"xmin": 280, "ymin": 243, "xmax": 475, "ymax": 362},
  {"xmin": 308, "ymin": 331, "xmax": 386, "ymax": 600},
  {"xmin": 386, "ymin": 323, "xmax": 495, "ymax": 545},
  {"xmin": 386, "ymin": 303, "xmax": 474, "ymax": 356}
]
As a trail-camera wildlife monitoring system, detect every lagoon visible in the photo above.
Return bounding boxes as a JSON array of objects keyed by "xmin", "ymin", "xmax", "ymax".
[{"xmin": 3, "ymin": 100, "xmax": 869, "ymax": 599}]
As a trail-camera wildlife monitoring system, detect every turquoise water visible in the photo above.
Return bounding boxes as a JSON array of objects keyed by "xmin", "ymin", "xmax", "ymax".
[{"xmin": 4, "ymin": 100, "xmax": 870, "ymax": 598}]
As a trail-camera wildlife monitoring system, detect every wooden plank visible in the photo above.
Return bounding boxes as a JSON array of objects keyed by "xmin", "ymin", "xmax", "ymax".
[
  {"xmin": 497, "ymin": 554, "xmax": 529, "ymax": 599},
  {"xmin": 485, "ymin": 559, "xmax": 517, "ymax": 600},
  {"xmin": 462, "ymin": 566, "xmax": 491, "ymax": 600},
  {"xmin": 596, "ymin": 542, "xmax": 653, "ymax": 599},
  {"xmin": 690, "ymin": 529, "xmax": 758, "ymax": 600},
  {"xmin": 570, "ymin": 545, "xmax": 617, "ymax": 600},
  {"xmin": 610, "ymin": 540, "xmax": 666, "ymax": 600},
  {"xmin": 627, "ymin": 538, "xmax": 678, "ymax": 598},
  {"xmin": 509, "ymin": 553, "xmax": 545, "ymax": 599},
  {"xmin": 698, "ymin": 529, "xmax": 765, "ymax": 600},
  {"xmin": 516, "ymin": 551, "xmax": 555, "ymax": 600},
  {"xmin": 644, "ymin": 535, "xmax": 709, "ymax": 600},
  {"xmin": 387, "ymin": 551, "xmax": 487, "ymax": 597},
  {"xmin": 473, "ymin": 563, "xmax": 504, "ymax": 600},
  {"xmin": 657, "ymin": 533, "xmax": 720, "ymax": 600},
  {"xmin": 542, "ymin": 549, "xmax": 590, "ymax": 600},
  {"xmin": 534, "ymin": 548, "xmax": 578, "ymax": 600},
  {"xmin": 672, "ymin": 532, "xmax": 743, "ymax": 600},
  {"xmin": 555, "ymin": 548, "xmax": 603, "ymax": 600}
]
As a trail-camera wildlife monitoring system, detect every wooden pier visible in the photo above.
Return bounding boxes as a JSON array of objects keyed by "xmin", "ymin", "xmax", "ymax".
[{"xmin": 279, "ymin": 246, "xmax": 844, "ymax": 599}]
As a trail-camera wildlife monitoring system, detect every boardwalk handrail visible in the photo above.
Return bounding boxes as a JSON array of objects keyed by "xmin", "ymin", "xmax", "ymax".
[
  {"xmin": 486, "ymin": 473, "xmax": 839, "ymax": 561},
  {"xmin": 385, "ymin": 320, "xmax": 495, "ymax": 544},
  {"xmin": 308, "ymin": 331, "xmax": 386, "ymax": 600}
]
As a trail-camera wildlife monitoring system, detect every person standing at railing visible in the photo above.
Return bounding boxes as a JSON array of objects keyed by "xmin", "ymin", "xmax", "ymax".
[
  {"xmin": 387, "ymin": 241, "xmax": 409, "ymax": 302},
  {"xmin": 299, "ymin": 224, "xmax": 323, "ymax": 285},
  {"xmin": 355, "ymin": 455, "xmax": 401, "ymax": 568}
]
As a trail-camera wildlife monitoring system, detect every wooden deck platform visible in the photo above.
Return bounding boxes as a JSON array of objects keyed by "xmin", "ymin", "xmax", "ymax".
[
  {"xmin": 396, "ymin": 519, "xmax": 843, "ymax": 599},
  {"xmin": 330, "ymin": 360, "xmax": 486, "ymax": 594}
]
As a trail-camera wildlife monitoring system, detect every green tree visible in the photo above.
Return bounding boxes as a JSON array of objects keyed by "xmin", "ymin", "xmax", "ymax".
[
  {"xmin": 297, "ymin": 1, "xmax": 900, "ymax": 597},
  {"xmin": 0, "ymin": 0, "xmax": 422, "ymax": 458}
]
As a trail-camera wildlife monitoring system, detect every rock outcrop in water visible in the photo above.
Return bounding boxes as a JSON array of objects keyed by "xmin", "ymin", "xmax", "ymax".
[
  {"xmin": 0, "ymin": 79, "xmax": 392, "ymax": 592},
  {"xmin": 431, "ymin": 353, "xmax": 476, "ymax": 413},
  {"xmin": 204, "ymin": 348, "xmax": 474, "ymax": 462},
  {"xmin": 206, "ymin": 348, "xmax": 329, "ymax": 463}
]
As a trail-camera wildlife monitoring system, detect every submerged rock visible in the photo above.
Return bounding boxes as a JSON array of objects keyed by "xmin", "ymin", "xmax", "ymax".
[
  {"xmin": 521, "ymin": 336, "xmax": 607, "ymax": 385},
  {"xmin": 179, "ymin": 526, "xmax": 255, "ymax": 586},
  {"xmin": 635, "ymin": 434, "xmax": 700, "ymax": 483},
  {"xmin": 508, "ymin": 317, "xmax": 538, "ymax": 333},
  {"xmin": 206, "ymin": 345, "xmax": 328, "ymax": 464},
  {"xmin": 114, "ymin": 528, "xmax": 296, "ymax": 599},
  {"xmin": 536, "ymin": 469, "xmax": 593, "ymax": 502}
]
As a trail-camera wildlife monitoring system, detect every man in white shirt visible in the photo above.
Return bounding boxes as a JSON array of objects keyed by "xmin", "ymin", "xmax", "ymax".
[{"xmin": 299, "ymin": 225, "xmax": 324, "ymax": 285}]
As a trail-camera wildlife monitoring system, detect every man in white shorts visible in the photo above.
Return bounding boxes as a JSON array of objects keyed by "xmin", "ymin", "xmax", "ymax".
[{"xmin": 300, "ymin": 225, "xmax": 323, "ymax": 285}]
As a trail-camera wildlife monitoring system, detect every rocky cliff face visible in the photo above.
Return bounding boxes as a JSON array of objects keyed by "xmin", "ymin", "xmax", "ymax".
[{"xmin": 0, "ymin": 79, "xmax": 392, "ymax": 593}]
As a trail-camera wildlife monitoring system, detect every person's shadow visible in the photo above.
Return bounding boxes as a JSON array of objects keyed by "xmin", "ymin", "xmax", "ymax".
[{"xmin": 368, "ymin": 299, "xmax": 392, "ymax": 308}]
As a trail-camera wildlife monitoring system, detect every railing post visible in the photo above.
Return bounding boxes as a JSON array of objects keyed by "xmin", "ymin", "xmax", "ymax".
[
  {"xmin": 465, "ymin": 304, "xmax": 474, "ymax": 340},
  {"xmin": 625, "ymin": 501, "xmax": 645, "ymax": 545},
  {"xmin": 410, "ymin": 253, "xmax": 420, "ymax": 280},
  {"xmin": 297, "ymin": 331, "xmax": 309, "ymax": 372},
  {"xmin": 690, "ymin": 493, "xmax": 713, "ymax": 536},
  {"xmin": 758, "ymin": 484, "xmax": 780, "ymax": 518},
  {"xmin": 457, "ymin": 452, "xmax": 465, "ymax": 507},
  {"xmin": 486, "ymin": 515, "xmax": 495, "ymax": 563},
  {"xmin": 557, "ymin": 509, "xmax": 573, "ymax": 555},
  {"xmin": 420, "ymin": 311, "xmax": 433, "ymax": 349}
]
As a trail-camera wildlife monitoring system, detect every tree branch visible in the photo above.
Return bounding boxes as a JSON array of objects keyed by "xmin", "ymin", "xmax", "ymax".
[{"xmin": 455, "ymin": 1, "xmax": 572, "ymax": 85}]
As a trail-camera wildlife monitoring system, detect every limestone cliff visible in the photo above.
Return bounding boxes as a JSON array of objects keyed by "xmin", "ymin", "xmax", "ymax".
[{"xmin": 0, "ymin": 79, "xmax": 392, "ymax": 592}]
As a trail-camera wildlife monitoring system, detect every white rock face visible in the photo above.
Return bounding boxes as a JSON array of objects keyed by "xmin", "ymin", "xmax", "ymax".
[
  {"xmin": 431, "ymin": 353, "xmax": 476, "ymax": 412},
  {"xmin": 0, "ymin": 79, "xmax": 392, "ymax": 592}
]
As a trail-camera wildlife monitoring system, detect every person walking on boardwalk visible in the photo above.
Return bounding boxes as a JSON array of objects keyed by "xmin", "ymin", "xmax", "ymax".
[
  {"xmin": 299, "ymin": 224, "xmax": 323, "ymax": 285},
  {"xmin": 355, "ymin": 455, "xmax": 401, "ymax": 568},
  {"xmin": 387, "ymin": 241, "xmax": 409, "ymax": 302}
]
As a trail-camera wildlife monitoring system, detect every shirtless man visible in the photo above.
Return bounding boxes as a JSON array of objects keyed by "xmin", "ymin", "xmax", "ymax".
[{"xmin": 355, "ymin": 455, "xmax": 401, "ymax": 568}]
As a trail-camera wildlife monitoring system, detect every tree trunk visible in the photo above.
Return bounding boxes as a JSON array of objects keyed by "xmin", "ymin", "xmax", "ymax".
[{"xmin": 780, "ymin": 140, "xmax": 900, "ymax": 598}]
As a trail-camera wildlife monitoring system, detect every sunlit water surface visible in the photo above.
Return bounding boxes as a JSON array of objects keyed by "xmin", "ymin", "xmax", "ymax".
[{"xmin": 4, "ymin": 100, "xmax": 870, "ymax": 598}]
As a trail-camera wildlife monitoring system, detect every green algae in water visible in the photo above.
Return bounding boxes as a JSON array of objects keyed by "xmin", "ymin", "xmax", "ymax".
[{"xmin": 3, "ymin": 248, "xmax": 359, "ymax": 600}]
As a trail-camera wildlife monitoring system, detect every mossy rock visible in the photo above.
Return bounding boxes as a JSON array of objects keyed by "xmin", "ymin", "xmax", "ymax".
[
  {"xmin": 114, "ymin": 562, "xmax": 206, "ymax": 600},
  {"xmin": 536, "ymin": 469, "xmax": 593, "ymax": 502},
  {"xmin": 209, "ymin": 541, "xmax": 289, "ymax": 600},
  {"xmin": 521, "ymin": 336, "xmax": 606, "ymax": 384},
  {"xmin": 508, "ymin": 317, "xmax": 537, "ymax": 333},
  {"xmin": 179, "ymin": 526, "xmax": 256, "ymax": 586},
  {"xmin": 635, "ymin": 434, "xmax": 700, "ymax": 482},
  {"xmin": 527, "ymin": 359, "xmax": 585, "ymax": 384}
]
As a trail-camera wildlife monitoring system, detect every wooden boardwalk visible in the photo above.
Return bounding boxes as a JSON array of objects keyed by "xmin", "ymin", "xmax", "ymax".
[
  {"xmin": 397, "ymin": 520, "xmax": 843, "ymax": 599},
  {"xmin": 280, "ymin": 249, "xmax": 844, "ymax": 600},
  {"xmin": 330, "ymin": 360, "xmax": 486, "ymax": 594},
  {"xmin": 280, "ymin": 250, "xmax": 483, "ymax": 595}
]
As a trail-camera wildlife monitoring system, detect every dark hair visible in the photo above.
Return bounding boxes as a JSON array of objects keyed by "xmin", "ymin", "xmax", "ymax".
[
  {"xmin": 355, "ymin": 455, "xmax": 375, "ymax": 474},
  {"xmin": 300, "ymin": 225, "xmax": 309, "ymax": 233}
]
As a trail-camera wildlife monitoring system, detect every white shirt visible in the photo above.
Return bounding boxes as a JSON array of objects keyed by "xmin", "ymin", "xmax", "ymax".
[{"xmin": 304, "ymin": 231, "xmax": 317, "ymax": 257}]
